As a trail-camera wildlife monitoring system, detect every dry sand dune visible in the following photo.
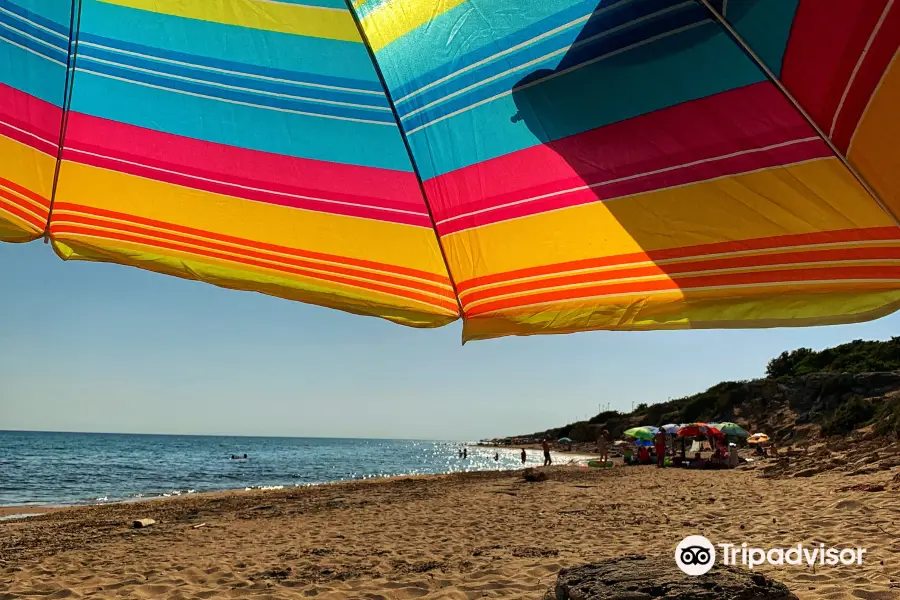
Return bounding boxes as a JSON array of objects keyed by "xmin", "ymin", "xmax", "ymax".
[{"xmin": 2, "ymin": 465, "xmax": 900, "ymax": 599}]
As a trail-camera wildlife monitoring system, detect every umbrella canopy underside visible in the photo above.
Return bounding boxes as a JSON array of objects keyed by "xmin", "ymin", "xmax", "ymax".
[{"xmin": 2, "ymin": 0, "xmax": 899, "ymax": 343}]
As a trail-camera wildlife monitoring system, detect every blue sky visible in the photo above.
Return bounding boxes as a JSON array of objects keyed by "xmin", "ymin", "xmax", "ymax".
[{"xmin": 1, "ymin": 239, "xmax": 897, "ymax": 441}]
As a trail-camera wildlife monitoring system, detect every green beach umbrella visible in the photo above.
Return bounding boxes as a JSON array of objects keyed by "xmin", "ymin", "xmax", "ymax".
[
  {"xmin": 715, "ymin": 422, "xmax": 750, "ymax": 438},
  {"xmin": 623, "ymin": 426, "xmax": 658, "ymax": 441}
]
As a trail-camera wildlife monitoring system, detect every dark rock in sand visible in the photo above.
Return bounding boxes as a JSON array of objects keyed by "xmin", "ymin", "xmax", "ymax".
[
  {"xmin": 545, "ymin": 555, "xmax": 798, "ymax": 600},
  {"xmin": 523, "ymin": 468, "xmax": 548, "ymax": 482}
]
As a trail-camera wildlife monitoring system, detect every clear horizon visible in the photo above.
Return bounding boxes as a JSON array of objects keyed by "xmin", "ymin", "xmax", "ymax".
[{"xmin": 3, "ymin": 240, "xmax": 898, "ymax": 440}]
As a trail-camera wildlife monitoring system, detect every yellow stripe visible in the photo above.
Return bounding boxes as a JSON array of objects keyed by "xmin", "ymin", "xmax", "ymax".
[
  {"xmin": 54, "ymin": 161, "xmax": 450, "ymax": 278},
  {"xmin": 462, "ymin": 288, "xmax": 900, "ymax": 341},
  {"xmin": 52, "ymin": 235, "xmax": 457, "ymax": 327},
  {"xmin": 98, "ymin": 0, "xmax": 361, "ymax": 42},
  {"xmin": 848, "ymin": 50, "xmax": 900, "ymax": 219},
  {"xmin": 0, "ymin": 134, "xmax": 55, "ymax": 201},
  {"xmin": 0, "ymin": 134, "xmax": 54, "ymax": 241},
  {"xmin": 442, "ymin": 158, "xmax": 894, "ymax": 282},
  {"xmin": 361, "ymin": 0, "xmax": 468, "ymax": 51}
]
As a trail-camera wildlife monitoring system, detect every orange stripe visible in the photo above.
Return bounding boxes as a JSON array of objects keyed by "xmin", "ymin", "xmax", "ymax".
[
  {"xmin": 51, "ymin": 224, "xmax": 460, "ymax": 314},
  {"xmin": 466, "ymin": 265, "xmax": 900, "ymax": 316},
  {"xmin": 52, "ymin": 212, "xmax": 456, "ymax": 301},
  {"xmin": 455, "ymin": 227, "xmax": 900, "ymax": 293},
  {"xmin": 460, "ymin": 246, "xmax": 900, "ymax": 305},
  {"xmin": 51, "ymin": 203, "xmax": 452, "ymax": 287},
  {"xmin": 0, "ymin": 175, "xmax": 50, "ymax": 209},
  {"xmin": 0, "ymin": 195, "xmax": 45, "ymax": 230}
]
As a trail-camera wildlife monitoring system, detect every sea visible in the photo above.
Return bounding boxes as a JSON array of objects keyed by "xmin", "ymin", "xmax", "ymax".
[{"xmin": 0, "ymin": 430, "xmax": 558, "ymax": 508}]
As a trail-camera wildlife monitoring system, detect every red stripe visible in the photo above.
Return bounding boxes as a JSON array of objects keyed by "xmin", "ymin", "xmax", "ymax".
[
  {"xmin": 0, "ymin": 82, "xmax": 62, "ymax": 150},
  {"xmin": 51, "ymin": 224, "xmax": 460, "ymax": 313},
  {"xmin": 460, "ymin": 246, "xmax": 900, "ymax": 306},
  {"xmin": 832, "ymin": 4, "xmax": 900, "ymax": 150},
  {"xmin": 434, "ymin": 140, "xmax": 828, "ymax": 235},
  {"xmin": 424, "ymin": 82, "xmax": 819, "ymax": 233},
  {"xmin": 53, "ymin": 212, "xmax": 455, "ymax": 299},
  {"xmin": 782, "ymin": 0, "xmax": 898, "ymax": 149},
  {"xmin": 455, "ymin": 227, "xmax": 900, "ymax": 292},
  {"xmin": 0, "ymin": 176, "xmax": 51, "ymax": 209},
  {"xmin": 0, "ymin": 193, "xmax": 45, "ymax": 230},
  {"xmin": 466, "ymin": 266, "xmax": 900, "ymax": 316},
  {"xmin": 50, "ymin": 202, "xmax": 452, "ymax": 286},
  {"xmin": 63, "ymin": 112, "xmax": 431, "ymax": 226}
]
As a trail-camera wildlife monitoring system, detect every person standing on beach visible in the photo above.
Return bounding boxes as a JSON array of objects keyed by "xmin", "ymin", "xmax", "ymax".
[
  {"xmin": 597, "ymin": 429, "xmax": 610, "ymax": 466},
  {"xmin": 653, "ymin": 427, "xmax": 667, "ymax": 468},
  {"xmin": 542, "ymin": 438, "xmax": 552, "ymax": 466},
  {"xmin": 520, "ymin": 448, "xmax": 527, "ymax": 465}
]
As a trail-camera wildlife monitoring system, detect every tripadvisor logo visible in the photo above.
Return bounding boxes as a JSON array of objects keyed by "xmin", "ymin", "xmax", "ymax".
[{"xmin": 675, "ymin": 535, "xmax": 867, "ymax": 576}]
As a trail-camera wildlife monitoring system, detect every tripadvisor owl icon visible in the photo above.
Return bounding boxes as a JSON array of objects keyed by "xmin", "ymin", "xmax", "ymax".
[{"xmin": 675, "ymin": 535, "xmax": 716, "ymax": 576}]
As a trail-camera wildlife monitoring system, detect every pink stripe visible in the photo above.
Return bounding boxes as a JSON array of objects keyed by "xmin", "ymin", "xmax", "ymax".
[
  {"xmin": 425, "ymin": 82, "xmax": 821, "ymax": 232},
  {"xmin": 62, "ymin": 111, "xmax": 431, "ymax": 221},
  {"xmin": 0, "ymin": 82, "xmax": 62, "ymax": 154},
  {"xmin": 63, "ymin": 146, "xmax": 433, "ymax": 228},
  {"xmin": 435, "ymin": 140, "xmax": 831, "ymax": 235}
]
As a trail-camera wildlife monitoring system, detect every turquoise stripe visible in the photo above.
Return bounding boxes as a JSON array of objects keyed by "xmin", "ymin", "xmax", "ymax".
[
  {"xmin": 68, "ymin": 71, "xmax": 413, "ymax": 171},
  {"xmin": 5, "ymin": 0, "xmax": 73, "ymax": 27},
  {"xmin": 373, "ymin": 0, "xmax": 592, "ymax": 92},
  {"xmin": 410, "ymin": 22, "xmax": 766, "ymax": 180},
  {"xmin": 725, "ymin": 0, "xmax": 799, "ymax": 78},
  {"xmin": 0, "ymin": 42, "xmax": 66, "ymax": 106},
  {"xmin": 79, "ymin": 0, "xmax": 378, "ymax": 83}
]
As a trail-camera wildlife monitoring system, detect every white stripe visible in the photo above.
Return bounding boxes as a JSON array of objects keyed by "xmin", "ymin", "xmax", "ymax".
[
  {"xmin": 401, "ymin": 2, "xmax": 693, "ymax": 122},
  {"xmin": 394, "ymin": 1, "xmax": 620, "ymax": 106},
  {"xmin": 829, "ymin": 0, "xmax": 894, "ymax": 137},
  {"xmin": 77, "ymin": 54, "xmax": 390, "ymax": 112},
  {"xmin": 76, "ymin": 68, "xmax": 396, "ymax": 126},
  {"xmin": 438, "ymin": 137, "xmax": 821, "ymax": 226},
  {"xmin": 0, "ymin": 33, "xmax": 66, "ymax": 66},
  {"xmin": 470, "ymin": 278, "xmax": 900, "ymax": 314},
  {"xmin": 0, "ymin": 182, "xmax": 48, "ymax": 211},
  {"xmin": 0, "ymin": 6, "xmax": 69, "ymax": 40},
  {"xmin": 459, "ymin": 239, "xmax": 900, "ymax": 298},
  {"xmin": 77, "ymin": 40, "xmax": 383, "ymax": 96},
  {"xmin": 65, "ymin": 147, "xmax": 425, "ymax": 218},
  {"xmin": 0, "ymin": 19, "xmax": 67, "ymax": 53},
  {"xmin": 0, "ymin": 118, "xmax": 59, "ymax": 150},
  {"xmin": 406, "ymin": 20, "xmax": 707, "ymax": 136}
]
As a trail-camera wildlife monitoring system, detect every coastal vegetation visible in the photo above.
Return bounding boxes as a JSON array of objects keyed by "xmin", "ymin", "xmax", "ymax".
[{"xmin": 505, "ymin": 338, "xmax": 900, "ymax": 445}]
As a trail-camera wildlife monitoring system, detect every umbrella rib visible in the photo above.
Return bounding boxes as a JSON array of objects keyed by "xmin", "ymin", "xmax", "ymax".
[
  {"xmin": 42, "ymin": 0, "xmax": 84, "ymax": 243},
  {"xmin": 343, "ymin": 1, "xmax": 465, "ymax": 326},
  {"xmin": 696, "ymin": 0, "xmax": 900, "ymax": 229}
]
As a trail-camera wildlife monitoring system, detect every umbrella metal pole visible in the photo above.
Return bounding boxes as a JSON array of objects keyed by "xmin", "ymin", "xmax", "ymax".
[
  {"xmin": 696, "ymin": 0, "xmax": 900, "ymax": 229},
  {"xmin": 342, "ymin": 1, "xmax": 466, "ymax": 324}
]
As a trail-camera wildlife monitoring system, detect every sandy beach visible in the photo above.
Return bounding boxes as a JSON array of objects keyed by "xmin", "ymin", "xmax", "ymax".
[{"xmin": 2, "ymin": 461, "xmax": 900, "ymax": 600}]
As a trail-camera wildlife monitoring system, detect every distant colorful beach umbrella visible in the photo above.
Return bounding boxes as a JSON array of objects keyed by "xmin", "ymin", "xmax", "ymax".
[
  {"xmin": 2, "ymin": 1, "xmax": 899, "ymax": 344},
  {"xmin": 716, "ymin": 422, "xmax": 750, "ymax": 437},
  {"xmin": 660, "ymin": 424, "xmax": 681, "ymax": 434},
  {"xmin": 747, "ymin": 433, "xmax": 771, "ymax": 445},
  {"xmin": 557, "ymin": 437, "xmax": 573, "ymax": 443},
  {"xmin": 623, "ymin": 427, "xmax": 658, "ymax": 441},
  {"xmin": 677, "ymin": 423, "xmax": 722, "ymax": 438}
]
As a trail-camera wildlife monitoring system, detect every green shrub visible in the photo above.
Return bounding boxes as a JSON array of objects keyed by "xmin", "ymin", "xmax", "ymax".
[{"xmin": 821, "ymin": 397, "xmax": 875, "ymax": 436}]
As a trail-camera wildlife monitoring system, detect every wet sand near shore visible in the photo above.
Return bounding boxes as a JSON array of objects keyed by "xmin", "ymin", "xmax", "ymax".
[{"xmin": 2, "ymin": 465, "xmax": 899, "ymax": 599}]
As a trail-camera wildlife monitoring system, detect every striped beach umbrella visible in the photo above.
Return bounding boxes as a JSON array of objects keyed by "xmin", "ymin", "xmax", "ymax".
[{"xmin": 2, "ymin": 1, "xmax": 899, "ymax": 343}]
